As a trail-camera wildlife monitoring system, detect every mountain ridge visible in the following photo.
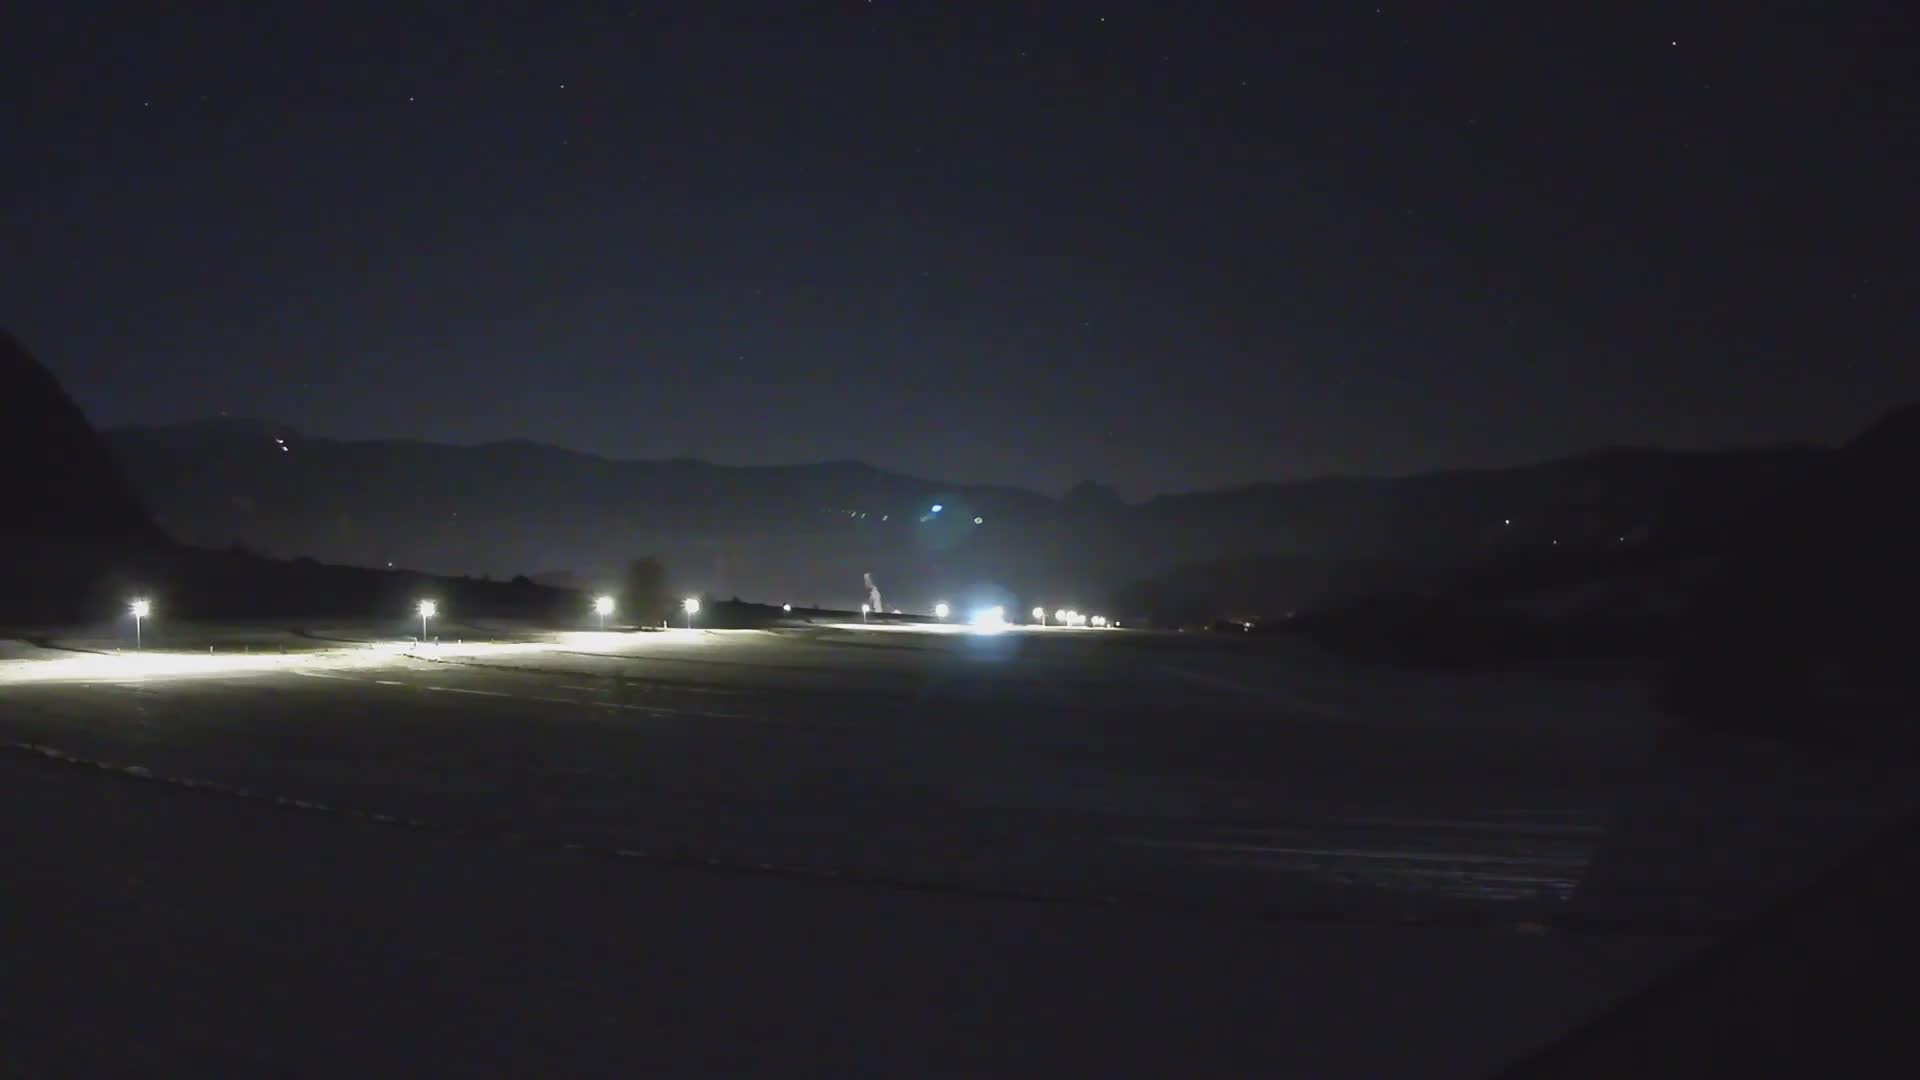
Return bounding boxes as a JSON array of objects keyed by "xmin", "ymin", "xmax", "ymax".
[
  {"xmin": 109, "ymin": 417, "xmax": 1842, "ymax": 505},
  {"xmin": 100, "ymin": 412, "xmax": 1883, "ymax": 614}
]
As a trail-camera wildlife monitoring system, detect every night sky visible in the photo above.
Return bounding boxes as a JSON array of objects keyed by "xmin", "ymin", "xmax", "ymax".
[{"xmin": 6, "ymin": 2, "xmax": 1915, "ymax": 497}]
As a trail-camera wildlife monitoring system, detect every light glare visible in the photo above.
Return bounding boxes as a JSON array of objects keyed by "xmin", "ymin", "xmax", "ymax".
[
  {"xmin": 417, "ymin": 600, "xmax": 437, "ymax": 618},
  {"xmin": 969, "ymin": 605, "xmax": 1007, "ymax": 629},
  {"xmin": 934, "ymin": 601, "xmax": 950, "ymax": 619},
  {"xmin": 129, "ymin": 599, "xmax": 151, "ymax": 619},
  {"xmin": 682, "ymin": 597, "xmax": 701, "ymax": 615},
  {"xmin": 593, "ymin": 595, "xmax": 615, "ymax": 615}
]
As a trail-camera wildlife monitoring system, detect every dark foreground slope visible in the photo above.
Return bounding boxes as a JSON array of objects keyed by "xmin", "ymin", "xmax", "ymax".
[
  {"xmin": 1659, "ymin": 403, "xmax": 1920, "ymax": 730},
  {"xmin": 0, "ymin": 330, "xmax": 163, "ymax": 548},
  {"xmin": 1246, "ymin": 403, "xmax": 1920, "ymax": 735},
  {"xmin": 0, "ymin": 330, "xmax": 166, "ymax": 620}
]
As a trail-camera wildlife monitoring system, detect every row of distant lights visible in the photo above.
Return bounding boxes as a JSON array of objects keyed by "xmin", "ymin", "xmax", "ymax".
[
  {"xmin": 833, "ymin": 504, "xmax": 986, "ymax": 526},
  {"xmin": 134, "ymin": 597, "xmax": 701, "ymax": 623},
  {"xmin": 123, "ymin": 592, "xmax": 1108, "ymax": 645},
  {"xmin": 121, "ymin": 594, "xmax": 708, "ymax": 647},
  {"xmin": 931, "ymin": 601, "xmax": 1109, "ymax": 629},
  {"xmin": 424, "ymin": 596, "xmax": 702, "ymax": 627},
  {"xmin": 1037, "ymin": 607, "xmax": 1107, "ymax": 628}
]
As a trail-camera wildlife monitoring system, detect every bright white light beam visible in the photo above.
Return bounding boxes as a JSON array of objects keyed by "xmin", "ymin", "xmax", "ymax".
[{"xmin": 969, "ymin": 605, "xmax": 1007, "ymax": 631}]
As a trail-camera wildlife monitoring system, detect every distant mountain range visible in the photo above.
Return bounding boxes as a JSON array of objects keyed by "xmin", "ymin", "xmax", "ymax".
[
  {"xmin": 0, "ymin": 333, "xmax": 576, "ymax": 625},
  {"xmin": 102, "ymin": 416, "xmax": 1842, "ymax": 615},
  {"xmin": 11, "ymin": 320, "xmax": 1912, "ymax": 736},
  {"xmin": 7, "ymin": 315, "xmax": 1912, "ymax": 642}
]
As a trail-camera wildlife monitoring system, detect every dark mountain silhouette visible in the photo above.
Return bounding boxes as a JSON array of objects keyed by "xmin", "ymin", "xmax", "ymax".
[
  {"xmin": 0, "ymin": 330, "xmax": 163, "ymax": 547},
  {"xmin": 1117, "ymin": 444, "xmax": 1831, "ymax": 626},
  {"xmin": 107, "ymin": 418, "xmax": 1837, "ymax": 616},
  {"xmin": 1642, "ymin": 402, "xmax": 1920, "ymax": 733},
  {"xmin": 1678, "ymin": 403, "xmax": 1920, "ymax": 665},
  {"xmin": 1061, "ymin": 479, "xmax": 1128, "ymax": 515},
  {"xmin": 0, "ymin": 330, "xmax": 166, "ymax": 621},
  {"xmin": 1162, "ymin": 402, "xmax": 1920, "ymax": 733},
  {"xmin": 0, "ymin": 336, "xmax": 576, "ymax": 625},
  {"xmin": 104, "ymin": 422, "xmax": 1070, "ymax": 608}
]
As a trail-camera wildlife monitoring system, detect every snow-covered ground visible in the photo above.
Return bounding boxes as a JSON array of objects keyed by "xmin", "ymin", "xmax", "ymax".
[{"xmin": 2, "ymin": 621, "xmax": 1914, "ymax": 1074}]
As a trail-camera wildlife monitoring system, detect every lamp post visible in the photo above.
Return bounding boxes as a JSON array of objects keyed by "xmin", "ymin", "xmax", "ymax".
[
  {"xmin": 934, "ymin": 601, "xmax": 950, "ymax": 621},
  {"xmin": 129, "ymin": 598, "xmax": 150, "ymax": 650},
  {"xmin": 417, "ymin": 599, "xmax": 436, "ymax": 641},
  {"xmin": 594, "ymin": 594, "xmax": 615, "ymax": 630},
  {"xmin": 682, "ymin": 596, "xmax": 700, "ymax": 629}
]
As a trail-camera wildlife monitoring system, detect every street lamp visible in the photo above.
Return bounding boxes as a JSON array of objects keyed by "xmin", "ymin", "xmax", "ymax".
[
  {"xmin": 934, "ymin": 601, "xmax": 950, "ymax": 620},
  {"xmin": 1032, "ymin": 606, "xmax": 1046, "ymax": 625},
  {"xmin": 593, "ymin": 594, "xmax": 615, "ymax": 630},
  {"xmin": 129, "ymin": 598, "xmax": 150, "ymax": 650},
  {"xmin": 682, "ymin": 596, "xmax": 700, "ymax": 629},
  {"xmin": 860, "ymin": 602, "xmax": 870, "ymax": 623},
  {"xmin": 417, "ymin": 599, "xmax": 436, "ymax": 640}
]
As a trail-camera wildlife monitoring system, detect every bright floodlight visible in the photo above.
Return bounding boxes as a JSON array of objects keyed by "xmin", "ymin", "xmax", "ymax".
[
  {"xmin": 593, "ymin": 595, "xmax": 615, "ymax": 616},
  {"xmin": 1054, "ymin": 609, "xmax": 1069, "ymax": 624},
  {"xmin": 683, "ymin": 597, "xmax": 700, "ymax": 615},
  {"xmin": 1032, "ymin": 606, "xmax": 1046, "ymax": 623},
  {"xmin": 417, "ymin": 599, "xmax": 437, "ymax": 618},
  {"xmin": 970, "ymin": 605, "xmax": 1007, "ymax": 629},
  {"xmin": 934, "ymin": 601, "xmax": 950, "ymax": 619},
  {"xmin": 782, "ymin": 603, "xmax": 792, "ymax": 612},
  {"xmin": 861, "ymin": 602, "xmax": 870, "ymax": 614},
  {"xmin": 1091, "ymin": 615, "xmax": 1108, "ymax": 627},
  {"xmin": 128, "ymin": 597, "xmax": 151, "ymax": 649}
]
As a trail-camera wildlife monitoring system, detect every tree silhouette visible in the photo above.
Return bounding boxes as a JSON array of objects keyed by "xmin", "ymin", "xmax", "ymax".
[{"xmin": 623, "ymin": 556, "xmax": 672, "ymax": 626}]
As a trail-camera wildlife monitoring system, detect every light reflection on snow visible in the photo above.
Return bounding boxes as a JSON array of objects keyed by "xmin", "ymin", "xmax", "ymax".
[{"xmin": 0, "ymin": 629, "xmax": 772, "ymax": 685}]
